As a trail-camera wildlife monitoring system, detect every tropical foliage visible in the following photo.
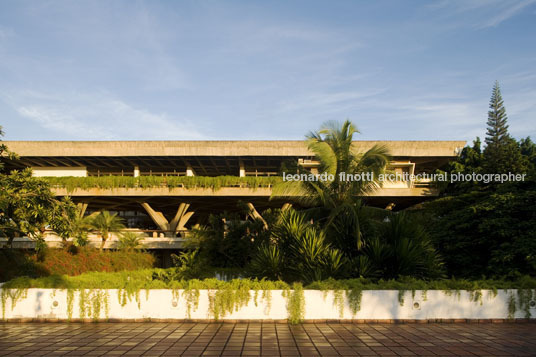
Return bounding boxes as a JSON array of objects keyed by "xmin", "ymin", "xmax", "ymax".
[
  {"xmin": 424, "ymin": 81, "xmax": 536, "ymax": 278},
  {"xmin": 89, "ymin": 211, "xmax": 126, "ymax": 250},
  {"xmin": 117, "ymin": 232, "xmax": 145, "ymax": 251},
  {"xmin": 250, "ymin": 208, "xmax": 346, "ymax": 283},
  {"xmin": 0, "ymin": 169, "xmax": 76, "ymax": 247},
  {"xmin": 186, "ymin": 208, "xmax": 275, "ymax": 268},
  {"xmin": 188, "ymin": 121, "xmax": 444, "ymax": 282}
]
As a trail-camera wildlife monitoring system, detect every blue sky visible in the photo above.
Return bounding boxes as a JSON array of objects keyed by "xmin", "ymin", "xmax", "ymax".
[{"xmin": 0, "ymin": 0, "xmax": 535, "ymax": 142}]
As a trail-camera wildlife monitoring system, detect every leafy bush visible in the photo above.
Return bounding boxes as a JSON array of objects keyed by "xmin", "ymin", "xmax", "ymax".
[
  {"xmin": 170, "ymin": 250, "xmax": 205, "ymax": 280},
  {"xmin": 117, "ymin": 232, "xmax": 145, "ymax": 251},
  {"xmin": 249, "ymin": 243, "xmax": 285, "ymax": 281},
  {"xmin": 187, "ymin": 210, "xmax": 274, "ymax": 268},
  {"xmin": 422, "ymin": 185, "xmax": 536, "ymax": 278},
  {"xmin": 0, "ymin": 248, "xmax": 155, "ymax": 280},
  {"xmin": 364, "ymin": 212, "xmax": 445, "ymax": 279},
  {"xmin": 250, "ymin": 209, "xmax": 346, "ymax": 283}
]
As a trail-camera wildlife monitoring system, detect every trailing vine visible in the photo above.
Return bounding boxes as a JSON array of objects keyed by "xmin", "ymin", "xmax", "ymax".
[
  {"xmin": 347, "ymin": 289, "xmax": 362, "ymax": 316},
  {"xmin": 2, "ymin": 272, "xmax": 536, "ymax": 321},
  {"xmin": 67, "ymin": 289, "xmax": 74, "ymax": 320},
  {"xmin": 509, "ymin": 289, "xmax": 536, "ymax": 319},
  {"xmin": 283, "ymin": 283, "xmax": 305, "ymax": 324},
  {"xmin": 44, "ymin": 175, "xmax": 282, "ymax": 193},
  {"xmin": 78, "ymin": 289, "xmax": 109, "ymax": 321},
  {"xmin": 333, "ymin": 290, "xmax": 345, "ymax": 318},
  {"xmin": 398, "ymin": 290, "xmax": 406, "ymax": 306},
  {"xmin": 1, "ymin": 288, "xmax": 28, "ymax": 320}
]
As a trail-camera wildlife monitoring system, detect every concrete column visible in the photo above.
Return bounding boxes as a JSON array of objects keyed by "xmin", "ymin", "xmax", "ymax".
[
  {"xmin": 140, "ymin": 202, "xmax": 195, "ymax": 236},
  {"xmin": 134, "ymin": 165, "xmax": 140, "ymax": 177},
  {"xmin": 239, "ymin": 160, "xmax": 246, "ymax": 177},
  {"xmin": 186, "ymin": 165, "xmax": 195, "ymax": 176},
  {"xmin": 246, "ymin": 202, "xmax": 268, "ymax": 230}
]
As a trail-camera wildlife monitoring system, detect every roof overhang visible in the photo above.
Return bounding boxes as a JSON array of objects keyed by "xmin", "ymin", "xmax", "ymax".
[{"xmin": 3, "ymin": 140, "xmax": 466, "ymax": 157}]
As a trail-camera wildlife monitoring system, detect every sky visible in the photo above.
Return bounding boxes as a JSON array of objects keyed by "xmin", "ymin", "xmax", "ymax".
[{"xmin": 0, "ymin": 0, "xmax": 535, "ymax": 142}]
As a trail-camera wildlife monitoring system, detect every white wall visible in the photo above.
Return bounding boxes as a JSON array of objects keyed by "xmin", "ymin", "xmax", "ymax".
[
  {"xmin": 32, "ymin": 167, "xmax": 87, "ymax": 177},
  {"xmin": 1, "ymin": 289, "xmax": 534, "ymax": 321}
]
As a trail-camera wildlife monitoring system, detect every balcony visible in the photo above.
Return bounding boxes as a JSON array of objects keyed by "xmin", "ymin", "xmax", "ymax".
[
  {"xmin": 0, "ymin": 229, "xmax": 188, "ymax": 250},
  {"xmin": 43, "ymin": 175, "xmax": 438, "ymax": 197}
]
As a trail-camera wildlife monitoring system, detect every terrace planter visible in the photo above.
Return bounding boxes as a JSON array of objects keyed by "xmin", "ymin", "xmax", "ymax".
[{"xmin": 1, "ymin": 288, "xmax": 535, "ymax": 322}]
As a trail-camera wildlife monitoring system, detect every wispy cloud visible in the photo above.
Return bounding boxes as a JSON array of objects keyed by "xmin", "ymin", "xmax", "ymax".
[
  {"xmin": 277, "ymin": 89, "xmax": 386, "ymax": 114},
  {"xmin": 423, "ymin": 0, "xmax": 536, "ymax": 29},
  {"xmin": 476, "ymin": 0, "xmax": 536, "ymax": 28},
  {"xmin": 3, "ymin": 90, "xmax": 206, "ymax": 140}
]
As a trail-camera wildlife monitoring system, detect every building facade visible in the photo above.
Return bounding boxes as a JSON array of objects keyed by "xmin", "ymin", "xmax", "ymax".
[{"xmin": 2, "ymin": 140, "xmax": 465, "ymax": 249}]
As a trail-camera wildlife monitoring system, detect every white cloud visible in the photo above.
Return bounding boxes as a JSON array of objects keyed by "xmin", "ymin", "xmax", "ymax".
[{"xmin": 5, "ymin": 90, "xmax": 206, "ymax": 140}]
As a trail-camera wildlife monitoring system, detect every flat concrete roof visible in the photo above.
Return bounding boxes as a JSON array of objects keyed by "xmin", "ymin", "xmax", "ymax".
[{"xmin": 4, "ymin": 140, "xmax": 466, "ymax": 157}]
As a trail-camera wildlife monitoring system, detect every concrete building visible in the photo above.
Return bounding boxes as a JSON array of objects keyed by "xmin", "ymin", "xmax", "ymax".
[{"xmin": 1, "ymin": 140, "xmax": 465, "ymax": 249}]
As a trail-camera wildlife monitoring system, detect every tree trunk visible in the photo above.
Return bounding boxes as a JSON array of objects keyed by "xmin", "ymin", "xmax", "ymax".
[{"xmin": 100, "ymin": 234, "xmax": 107, "ymax": 251}]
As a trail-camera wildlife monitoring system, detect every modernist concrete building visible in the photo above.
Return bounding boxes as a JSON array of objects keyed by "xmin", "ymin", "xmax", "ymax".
[{"xmin": 1, "ymin": 140, "xmax": 465, "ymax": 249}]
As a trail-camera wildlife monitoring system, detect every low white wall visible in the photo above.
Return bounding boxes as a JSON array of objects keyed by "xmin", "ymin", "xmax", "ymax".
[{"xmin": 2, "ymin": 289, "xmax": 534, "ymax": 321}]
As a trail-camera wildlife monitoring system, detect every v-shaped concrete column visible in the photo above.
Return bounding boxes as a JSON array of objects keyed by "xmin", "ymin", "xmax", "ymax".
[
  {"xmin": 141, "ymin": 202, "xmax": 194, "ymax": 235},
  {"xmin": 246, "ymin": 202, "xmax": 268, "ymax": 230},
  {"xmin": 77, "ymin": 202, "xmax": 88, "ymax": 217}
]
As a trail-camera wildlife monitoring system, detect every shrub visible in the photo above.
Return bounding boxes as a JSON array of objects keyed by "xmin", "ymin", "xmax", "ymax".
[
  {"xmin": 117, "ymin": 232, "xmax": 145, "ymax": 251},
  {"xmin": 250, "ymin": 209, "xmax": 346, "ymax": 283},
  {"xmin": 34, "ymin": 248, "xmax": 155, "ymax": 276},
  {"xmin": 0, "ymin": 248, "xmax": 155, "ymax": 280}
]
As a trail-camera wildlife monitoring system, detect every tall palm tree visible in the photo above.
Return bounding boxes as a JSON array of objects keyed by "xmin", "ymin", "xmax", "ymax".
[
  {"xmin": 90, "ymin": 211, "xmax": 125, "ymax": 250},
  {"xmin": 274, "ymin": 120, "xmax": 389, "ymax": 206},
  {"xmin": 273, "ymin": 120, "xmax": 390, "ymax": 251}
]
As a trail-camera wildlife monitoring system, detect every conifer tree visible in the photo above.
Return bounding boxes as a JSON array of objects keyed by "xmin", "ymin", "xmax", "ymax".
[
  {"xmin": 483, "ymin": 82, "xmax": 526, "ymax": 174},
  {"xmin": 485, "ymin": 81, "xmax": 509, "ymax": 148}
]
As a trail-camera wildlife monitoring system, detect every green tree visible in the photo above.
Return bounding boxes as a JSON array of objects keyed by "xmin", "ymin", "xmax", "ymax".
[
  {"xmin": 441, "ymin": 138, "xmax": 484, "ymax": 194},
  {"xmin": 273, "ymin": 120, "xmax": 390, "ymax": 251},
  {"xmin": 274, "ymin": 120, "xmax": 390, "ymax": 206},
  {"xmin": 483, "ymin": 82, "xmax": 527, "ymax": 174},
  {"xmin": 0, "ymin": 126, "xmax": 18, "ymax": 173},
  {"xmin": 485, "ymin": 81, "xmax": 509, "ymax": 148},
  {"xmin": 0, "ymin": 169, "xmax": 75, "ymax": 247},
  {"xmin": 424, "ymin": 186, "xmax": 536, "ymax": 278},
  {"xmin": 63, "ymin": 205, "xmax": 94, "ymax": 247},
  {"xmin": 89, "ymin": 211, "xmax": 125, "ymax": 251}
]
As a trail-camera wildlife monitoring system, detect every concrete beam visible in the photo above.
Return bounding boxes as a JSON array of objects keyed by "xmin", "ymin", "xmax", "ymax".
[{"xmin": 4, "ymin": 140, "xmax": 467, "ymax": 158}]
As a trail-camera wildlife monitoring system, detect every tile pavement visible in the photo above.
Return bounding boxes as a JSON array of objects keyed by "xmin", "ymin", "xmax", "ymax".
[{"xmin": 0, "ymin": 322, "xmax": 535, "ymax": 356}]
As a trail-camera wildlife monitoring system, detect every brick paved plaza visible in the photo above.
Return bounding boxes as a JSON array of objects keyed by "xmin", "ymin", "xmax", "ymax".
[{"xmin": 1, "ymin": 322, "xmax": 535, "ymax": 356}]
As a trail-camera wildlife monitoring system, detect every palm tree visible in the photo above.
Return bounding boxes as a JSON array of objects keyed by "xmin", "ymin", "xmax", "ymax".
[
  {"xmin": 117, "ymin": 231, "xmax": 144, "ymax": 251},
  {"xmin": 273, "ymin": 120, "xmax": 390, "ymax": 251},
  {"xmin": 274, "ymin": 120, "xmax": 390, "ymax": 205},
  {"xmin": 90, "ymin": 211, "xmax": 125, "ymax": 251}
]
